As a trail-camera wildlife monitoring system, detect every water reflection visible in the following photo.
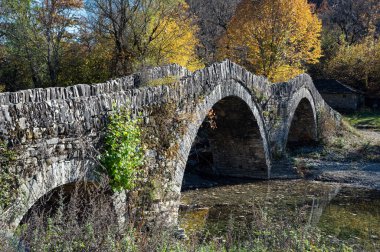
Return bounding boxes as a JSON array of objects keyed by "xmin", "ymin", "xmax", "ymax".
[{"xmin": 179, "ymin": 180, "xmax": 380, "ymax": 251}]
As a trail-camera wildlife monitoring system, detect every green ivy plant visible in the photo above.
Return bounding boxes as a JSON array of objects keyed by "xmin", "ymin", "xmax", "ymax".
[{"xmin": 100, "ymin": 105, "xmax": 144, "ymax": 192}]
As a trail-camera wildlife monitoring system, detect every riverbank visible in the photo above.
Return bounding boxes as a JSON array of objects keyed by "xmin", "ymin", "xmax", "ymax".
[
  {"xmin": 292, "ymin": 129, "xmax": 380, "ymax": 190},
  {"xmin": 178, "ymin": 128, "xmax": 380, "ymax": 251}
]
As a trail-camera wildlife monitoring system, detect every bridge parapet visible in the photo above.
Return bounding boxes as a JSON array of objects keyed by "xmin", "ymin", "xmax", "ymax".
[{"xmin": 0, "ymin": 64, "xmax": 190, "ymax": 105}]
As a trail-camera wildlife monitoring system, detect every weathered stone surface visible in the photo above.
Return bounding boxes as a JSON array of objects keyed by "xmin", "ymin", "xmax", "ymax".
[{"xmin": 0, "ymin": 60, "xmax": 342, "ymax": 232}]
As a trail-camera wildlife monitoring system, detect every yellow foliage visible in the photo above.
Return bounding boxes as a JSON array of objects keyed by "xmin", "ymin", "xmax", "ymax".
[
  {"xmin": 148, "ymin": 3, "xmax": 204, "ymax": 71},
  {"xmin": 327, "ymin": 37, "xmax": 380, "ymax": 90},
  {"xmin": 218, "ymin": 0, "xmax": 322, "ymax": 82}
]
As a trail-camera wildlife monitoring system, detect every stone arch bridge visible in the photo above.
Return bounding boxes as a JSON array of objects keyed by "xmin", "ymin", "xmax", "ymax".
[{"xmin": 0, "ymin": 60, "xmax": 341, "ymax": 232}]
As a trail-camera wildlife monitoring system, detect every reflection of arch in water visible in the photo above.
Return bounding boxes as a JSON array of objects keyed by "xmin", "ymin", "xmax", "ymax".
[{"xmin": 308, "ymin": 185, "xmax": 341, "ymax": 227}]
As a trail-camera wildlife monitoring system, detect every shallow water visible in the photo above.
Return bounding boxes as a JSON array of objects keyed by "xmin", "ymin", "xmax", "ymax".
[{"xmin": 179, "ymin": 180, "xmax": 380, "ymax": 251}]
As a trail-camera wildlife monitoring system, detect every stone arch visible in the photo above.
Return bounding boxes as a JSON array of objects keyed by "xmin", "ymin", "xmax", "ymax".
[
  {"xmin": 284, "ymin": 87, "xmax": 318, "ymax": 149},
  {"xmin": 2, "ymin": 159, "xmax": 95, "ymax": 232},
  {"xmin": 19, "ymin": 181, "xmax": 98, "ymax": 225},
  {"xmin": 173, "ymin": 80, "xmax": 272, "ymax": 193}
]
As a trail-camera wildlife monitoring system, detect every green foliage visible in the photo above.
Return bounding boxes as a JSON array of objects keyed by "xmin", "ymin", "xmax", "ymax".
[
  {"xmin": 344, "ymin": 111, "xmax": 380, "ymax": 131},
  {"xmin": 100, "ymin": 106, "xmax": 144, "ymax": 192},
  {"xmin": 0, "ymin": 0, "xmax": 83, "ymax": 89},
  {"xmin": 58, "ymin": 38, "xmax": 114, "ymax": 86},
  {"xmin": 0, "ymin": 139, "xmax": 19, "ymax": 209}
]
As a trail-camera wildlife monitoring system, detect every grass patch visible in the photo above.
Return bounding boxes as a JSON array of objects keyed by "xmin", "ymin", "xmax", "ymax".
[{"xmin": 344, "ymin": 111, "xmax": 380, "ymax": 131}]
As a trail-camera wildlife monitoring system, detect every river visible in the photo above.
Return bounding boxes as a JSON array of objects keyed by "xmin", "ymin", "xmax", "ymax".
[{"xmin": 179, "ymin": 180, "xmax": 380, "ymax": 251}]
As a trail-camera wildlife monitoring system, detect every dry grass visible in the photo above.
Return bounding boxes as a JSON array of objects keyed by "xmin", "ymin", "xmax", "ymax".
[{"xmin": 0, "ymin": 179, "xmax": 354, "ymax": 251}]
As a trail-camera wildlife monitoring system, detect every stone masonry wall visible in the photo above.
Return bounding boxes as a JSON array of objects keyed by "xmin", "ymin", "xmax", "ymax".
[{"xmin": 0, "ymin": 60, "xmax": 342, "ymax": 232}]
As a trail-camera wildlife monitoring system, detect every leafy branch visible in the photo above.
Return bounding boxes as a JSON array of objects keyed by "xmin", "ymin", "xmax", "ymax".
[{"xmin": 100, "ymin": 106, "xmax": 145, "ymax": 192}]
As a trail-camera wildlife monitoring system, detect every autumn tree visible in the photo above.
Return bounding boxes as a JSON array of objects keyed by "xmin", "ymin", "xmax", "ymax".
[
  {"xmin": 87, "ymin": 0, "xmax": 203, "ymax": 76},
  {"xmin": 327, "ymin": 36, "xmax": 380, "ymax": 93},
  {"xmin": 186, "ymin": 0, "xmax": 240, "ymax": 64},
  {"xmin": 328, "ymin": 0, "xmax": 380, "ymax": 45},
  {"xmin": 58, "ymin": 23, "xmax": 114, "ymax": 85},
  {"xmin": 0, "ymin": 0, "xmax": 45, "ymax": 89},
  {"xmin": 307, "ymin": 0, "xmax": 380, "ymax": 84},
  {"xmin": 217, "ymin": 0, "xmax": 322, "ymax": 82},
  {"xmin": 0, "ymin": 0, "xmax": 202, "ymax": 91},
  {"xmin": 36, "ymin": 0, "xmax": 84, "ymax": 86},
  {"xmin": 0, "ymin": 0, "xmax": 83, "ymax": 88},
  {"xmin": 144, "ymin": 3, "xmax": 203, "ymax": 71}
]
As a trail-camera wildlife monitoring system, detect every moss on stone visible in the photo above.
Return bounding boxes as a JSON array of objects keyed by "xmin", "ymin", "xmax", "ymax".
[
  {"xmin": 0, "ymin": 139, "xmax": 19, "ymax": 209},
  {"xmin": 143, "ymin": 76, "xmax": 180, "ymax": 87}
]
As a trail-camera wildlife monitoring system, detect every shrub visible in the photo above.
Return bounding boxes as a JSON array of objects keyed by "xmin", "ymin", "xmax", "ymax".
[
  {"xmin": 327, "ymin": 37, "xmax": 380, "ymax": 92},
  {"xmin": 100, "ymin": 106, "xmax": 144, "ymax": 192}
]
